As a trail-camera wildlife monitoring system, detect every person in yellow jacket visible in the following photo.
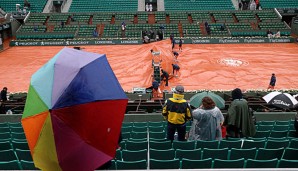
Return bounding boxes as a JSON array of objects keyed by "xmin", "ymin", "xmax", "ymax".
[{"xmin": 162, "ymin": 85, "xmax": 192, "ymax": 141}]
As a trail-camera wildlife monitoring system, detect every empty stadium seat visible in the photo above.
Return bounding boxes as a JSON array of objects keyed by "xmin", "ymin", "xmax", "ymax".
[
  {"xmin": 213, "ymin": 158, "xmax": 245, "ymax": 168},
  {"xmin": 245, "ymin": 158, "xmax": 278, "ymax": 168},
  {"xmin": 181, "ymin": 158, "xmax": 212, "ymax": 169},
  {"xmin": 175, "ymin": 149, "xmax": 202, "ymax": 160},
  {"xmin": 122, "ymin": 149, "xmax": 147, "ymax": 161},
  {"xmin": 150, "ymin": 159, "xmax": 180, "ymax": 169},
  {"xmin": 229, "ymin": 148, "xmax": 257, "ymax": 160},
  {"xmin": 150, "ymin": 149, "xmax": 175, "ymax": 160},
  {"xmin": 117, "ymin": 159, "xmax": 147, "ymax": 170},
  {"xmin": 256, "ymin": 148, "xmax": 284, "ymax": 160}
]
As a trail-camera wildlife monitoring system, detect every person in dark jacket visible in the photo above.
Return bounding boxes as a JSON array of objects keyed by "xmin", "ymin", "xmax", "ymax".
[
  {"xmin": 225, "ymin": 88, "xmax": 256, "ymax": 138},
  {"xmin": 162, "ymin": 85, "xmax": 192, "ymax": 141},
  {"xmin": 172, "ymin": 64, "xmax": 180, "ymax": 76},
  {"xmin": 179, "ymin": 39, "xmax": 183, "ymax": 51},
  {"xmin": 267, "ymin": 73, "xmax": 276, "ymax": 90},
  {"xmin": 0, "ymin": 87, "xmax": 7, "ymax": 101},
  {"xmin": 161, "ymin": 69, "xmax": 169, "ymax": 86}
]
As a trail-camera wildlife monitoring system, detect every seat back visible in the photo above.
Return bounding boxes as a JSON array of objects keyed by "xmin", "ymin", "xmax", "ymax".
[
  {"xmin": 122, "ymin": 149, "xmax": 147, "ymax": 161},
  {"xmin": 256, "ymin": 148, "xmax": 284, "ymax": 160},
  {"xmin": 150, "ymin": 159, "xmax": 180, "ymax": 169},
  {"xmin": 213, "ymin": 158, "xmax": 245, "ymax": 168},
  {"xmin": 229, "ymin": 148, "xmax": 256, "ymax": 160},
  {"xmin": 181, "ymin": 158, "xmax": 212, "ymax": 169},
  {"xmin": 245, "ymin": 158, "xmax": 278, "ymax": 168},
  {"xmin": 117, "ymin": 159, "xmax": 147, "ymax": 170},
  {"xmin": 202, "ymin": 148, "xmax": 229, "ymax": 160},
  {"xmin": 176, "ymin": 149, "xmax": 202, "ymax": 160},
  {"xmin": 150, "ymin": 149, "xmax": 175, "ymax": 160}
]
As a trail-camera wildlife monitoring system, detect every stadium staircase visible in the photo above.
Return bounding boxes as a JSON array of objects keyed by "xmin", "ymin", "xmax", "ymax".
[{"xmin": 148, "ymin": 14, "xmax": 155, "ymax": 24}]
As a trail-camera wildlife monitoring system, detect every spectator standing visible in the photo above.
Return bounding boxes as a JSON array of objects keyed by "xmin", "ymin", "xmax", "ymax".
[
  {"xmin": 267, "ymin": 73, "xmax": 276, "ymax": 90},
  {"xmin": 145, "ymin": 3, "xmax": 149, "ymax": 11},
  {"xmin": 188, "ymin": 97, "xmax": 224, "ymax": 141},
  {"xmin": 162, "ymin": 85, "xmax": 192, "ymax": 141},
  {"xmin": 255, "ymin": 0, "xmax": 260, "ymax": 9},
  {"xmin": 161, "ymin": 69, "xmax": 169, "ymax": 86},
  {"xmin": 172, "ymin": 64, "xmax": 180, "ymax": 76},
  {"xmin": 0, "ymin": 87, "xmax": 8, "ymax": 102},
  {"xmin": 225, "ymin": 88, "xmax": 256, "ymax": 138},
  {"xmin": 149, "ymin": 3, "xmax": 153, "ymax": 12},
  {"xmin": 250, "ymin": 0, "xmax": 256, "ymax": 10}
]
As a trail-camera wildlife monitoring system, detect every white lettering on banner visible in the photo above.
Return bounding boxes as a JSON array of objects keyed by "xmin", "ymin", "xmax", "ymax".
[
  {"xmin": 217, "ymin": 58, "xmax": 249, "ymax": 67},
  {"xmin": 269, "ymin": 39, "xmax": 291, "ymax": 43},
  {"xmin": 120, "ymin": 40, "xmax": 139, "ymax": 44},
  {"xmin": 219, "ymin": 39, "xmax": 240, "ymax": 43},
  {"xmin": 19, "ymin": 42, "xmax": 39, "ymax": 46},
  {"xmin": 44, "ymin": 41, "xmax": 64, "ymax": 45},
  {"xmin": 192, "ymin": 39, "xmax": 211, "ymax": 43},
  {"xmin": 244, "ymin": 39, "xmax": 265, "ymax": 43},
  {"xmin": 272, "ymin": 100, "xmax": 290, "ymax": 107},
  {"xmin": 69, "ymin": 41, "xmax": 90, "ymax": 45},
  {"xmin": 95, "ymin": 41, "xmax": 113, "ymax": 44}
]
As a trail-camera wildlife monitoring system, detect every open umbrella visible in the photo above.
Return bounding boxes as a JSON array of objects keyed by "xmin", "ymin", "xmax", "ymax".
[
  {"xmin": 21, "ymin": 48, "xmax": 128, "ymax": 171},
  {"xmin": 263, "ymin": 91, "xmax": 298, "ymax": 109},
  {"xmin": 190, "ymin": 91, "xmax": 225, "ymax": 109}
]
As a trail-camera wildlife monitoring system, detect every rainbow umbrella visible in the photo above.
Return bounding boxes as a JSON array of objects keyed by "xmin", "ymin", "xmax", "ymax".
[{"xmin": 21, "ymin": 48, "xmax": 128, "ymax": 171}]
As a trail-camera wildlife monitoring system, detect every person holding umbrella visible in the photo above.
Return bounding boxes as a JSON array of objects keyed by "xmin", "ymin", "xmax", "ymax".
[
  {"xmin": 162, "ymin": 85, "xmax": 192, "ymax": 141},
  {"xmin": 267, "ymin": 73, "xmax": 276, "ymax": 90},
  {"xmin": 225, "ymin": 88, "xmax": 256, "ymax": 138},
  {"xmin": 188, "ymin": 96, "xmax": 224, "ymax": 141}
]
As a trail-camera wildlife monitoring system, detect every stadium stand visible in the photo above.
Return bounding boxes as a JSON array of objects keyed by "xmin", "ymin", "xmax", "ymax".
[
  {"xmin": 0, "ymin": 0, "xmax": 47, "ymax": 12},
  {"xmin": 69, "ymin": 0, "xmax": 138, "ymax": 12},
  {"xmin": 260, "ymin": 0, "xmax": 298, "ymax": 9},
  {"xmin": 164, "ymin": 0, "xmax": 234, "ymax": 11}
]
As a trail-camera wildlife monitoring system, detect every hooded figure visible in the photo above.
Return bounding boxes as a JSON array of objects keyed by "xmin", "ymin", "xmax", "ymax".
[
  {"xmin": 226, "ymin": 88, "xmax": 256, "ymax": 138},
  {"xmin": 188, "ymin": 97, "xmax": 224, "ymax": 141}
]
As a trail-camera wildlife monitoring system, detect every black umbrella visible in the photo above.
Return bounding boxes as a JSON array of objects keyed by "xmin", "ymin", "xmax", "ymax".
[{"xmin": 263, "ymin": 92, "xmax": 298, "ymax": 109}]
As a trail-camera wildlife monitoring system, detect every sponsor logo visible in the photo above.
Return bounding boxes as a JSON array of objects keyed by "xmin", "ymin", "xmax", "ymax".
[
  {"xmin": 192, "ymin": 39, "xmax": 211, "ymax": 44},
  {"xmin": 217, "ymin": 58, "xmax": 249, "ymax": 67},
  {"xmin": 120, "ymin": 40, "xmax": 139, "ymax": 44},
  {"xmin": 272, "ymin": 99, "xmax": 290, "ymax": 107},
  {"xmin": 244, "ymin": 39, "xmax": 265, "ymax": 43},
  {"xmin": 219, "ymin": 39, "xmax": 240, "ymax": 43},
  {"xmin": 94, "ymin": 40, "xmax": 114, "ymax": 44},
  {"xmin": 269, "ymin": 39, "xmax": 291, "ymax": 43}
]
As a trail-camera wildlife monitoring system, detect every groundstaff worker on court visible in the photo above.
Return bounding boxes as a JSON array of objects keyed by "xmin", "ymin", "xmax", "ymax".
[{"xmin": 162, "ymin": 85, "xmax": 192, "ymax": 141}]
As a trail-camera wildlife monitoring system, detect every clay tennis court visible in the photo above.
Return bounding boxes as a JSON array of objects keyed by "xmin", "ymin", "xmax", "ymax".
[{"xmin": 0, "ymin": 40, "xmax": 297, "ymax": 93}]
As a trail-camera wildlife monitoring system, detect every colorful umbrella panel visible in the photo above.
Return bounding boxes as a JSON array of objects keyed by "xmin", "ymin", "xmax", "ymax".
[{"xmin": 22, "ymin": 48, "xmax": 128, "ymax": 171}]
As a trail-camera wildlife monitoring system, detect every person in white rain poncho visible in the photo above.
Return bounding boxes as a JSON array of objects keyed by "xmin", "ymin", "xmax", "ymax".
[{"xmin": 188, "ymin": 96, "xmax": 224, "ymax": 141}]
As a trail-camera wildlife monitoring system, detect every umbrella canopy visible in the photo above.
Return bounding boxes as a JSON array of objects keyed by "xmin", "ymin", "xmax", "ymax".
[
  {"xmin": 263, "ymin": 91, "xmax": 298, "ymax": 109},
  {"xmin": 21, "ymin": 48, "xmax": 128, "ymax": 171},
  {"xmin": 190, "ymin": 91, "xmax": 225, "ymax": 109}
]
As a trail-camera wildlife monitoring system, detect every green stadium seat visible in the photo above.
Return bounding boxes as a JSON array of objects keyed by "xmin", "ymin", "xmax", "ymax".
[
  {"xmin": 265, "ymin": 139, "xmax": 289, "ymax": 149},
  {"xmin": 196, "ymin": 140, "xmax": 219, "ymax": 149},
  {"xmin": 281, "ymin": 148, "xmax": 298, "ymax": 160},
  {"xmin": 256, "ymin": 148, "xmax": 284, "ymax": 160},
  {"xmin": 148, "ymin": 126, "xmax": 164, "ymax": 132},
  {"xmin": 229, "ymin": 148, "xmax": 257, "ymax": 160},
  {"xmin": 115, "ymin": 149, "xmax": 122, "ymax": 160},
  {"xmin": 181, "ymin": 158, "xmax": 212, "ymax": 169},
  {"xmin": 0, "ymin": 127, "xmax": 10, "ymax": 133},
  {"xmin": 0, "ymin": 149, "xmax": 18, "ymax": 161},
  {"xmin": 122, "ymin": 132, "xmax": 131, "ymax": 140},
  {"xmin": 245, "ymin": 158, "xmax": 278, "ymax": 168},
  {"xmin": 122, "ymin": 149, "xmax": 147, "ymax": 161},
  {"xmin": 0, "ymin": 160, "xmax": 21, "ymax": 170},
  {"xmin": 173, "ymin": 141, "xmax": 195, "ymax": 150},
  {"xmin": 131, "ymin": 132, "xmax": 147, "ymax": 139},
  {"xmin": 175, "ymin": 149, "xmax": 202, "ymax": 160},
  {"xmin": 0, "ymin": 132, "xmax": 11, "ymax": 140},
  {"xmin": 15, "ymin": 149, "xmax": 33, "ymax": 161},
  {"xmin": 150, "ymin": 159, "xmax": 180, "ymax": 169},
  {"xmin": 0, "ymin": 141, "xmax": 12, "ymax": 151},
  {"xmin": 117, "ymin": 159, "xmax": 147, "ymax": 170},
  {"xmin": 149, "ymin": 141, "xmax": 172, "ymax": 150},
  {"xmin": 258, "ymin": 125, "xmax": 274, "ymax": 131},
  {"xmin": 254, "ymin": 131, "xmax": 271, "ymax": 138},
  {"xmin": 289, "ymin": 139, "xmax": 298, "ymax": 148},
  {"xmin": 11, "ymin": 133, "xmax": 26, "ymax": 140},
  {"xmin": 213, "ymin": 158, "xmax": 245, "ymax": 168},
  {"xmin": 150, "ymin": 149, "xmax": 175, "ymax": 160},
  {"xmin": 278, "ymin": 159, "xmax": 298, "ymax": 168},
  {"xmin": 125, "ymin": 140, "xmax": 147, "ymax": 151},
  {"xmin": 242, "ymin": 140, "xmax": 266, "ymax": 149},
  {"xmin": 202, "ymin": 148, "xmax": 229, "ymax": 160},
  {"xmin": 148, "ymin": 121, "xmax": 165, "ymax": 127},
  {"xmin": 219, "ymin": 140, "xmax": 242, "ymax": 149},
  {"xmin": 132, "ymin": 127, "xmax": 147, "ymax": 132},
  {"xmin": 269, "ymin": 131, "xmax": 288, "ymax": 138},
  {"xmin": 149, "ymin": 132, "xmax": 166, "ymax": 140},
  {"xmin": 121, "ymin": 126, "xmax": 133, "ymax": 133}
]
